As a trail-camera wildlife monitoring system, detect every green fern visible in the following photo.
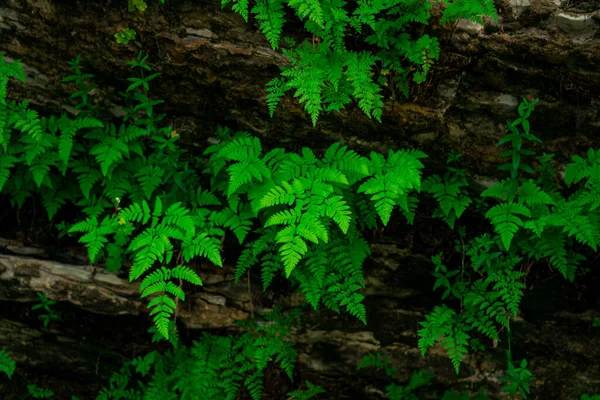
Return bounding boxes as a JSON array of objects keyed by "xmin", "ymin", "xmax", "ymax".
[
  {"xmin": 202, "ymin": 129, "xmax": 417, "ymax": 323},
  {"xmin": 357, "ymin": 352, "xmax": 397, "ymax": 379},
  {"xmin": 27, "ymin": 384, "xmax": 54, "ymax": 399},
  {"xmin": 423, "ymin": 152, "xmax": 472, "ymax": 228},
  {"xmin": 484, "ymin": 202, "xmax": 531, "ymax": 250},
  {"xmin": 220, "ymin": 0, "xmax": 493, "ymax": 124},
  {"xmin": 0, "ymin": 53, "xmax": 26, "ymax": 105},
  {"xmin": 417, "ymin": 305, "xmax": 470, "ymax": 374},
  {"xmin": 68, "ymin": 216, "xmax": 119, "ymax": 264},
  {"xmin": 119, "ymin": 198, "xmax": 218, "ymax": 338},
  {"xmin": 358, "ymin": 149, "xmax": 426, "ymax": 226},
  {"xmin": 0, "ymin": 348, "xmax": 16, "ymax": 379},
  {"xmin": 89, "ymin": 130, "xmax": 130, "ymax": 177},
  {"xmin": 439, "ymin": 0, "xmax": 498, "ymax": 25},
  {"xmin": 359, "ymin": 351, "xmax": 436, "ymax": 400},
  {"xmin": 287, "ymin": 381, "xmax": 326, "ymax": 400},
  {"xmin": 253, "ymin": 0, "xmax": 286, "ymax": 49},
  {"xmin": 98, "ymin": 308, "xmax": 301, "ymax": 400}
]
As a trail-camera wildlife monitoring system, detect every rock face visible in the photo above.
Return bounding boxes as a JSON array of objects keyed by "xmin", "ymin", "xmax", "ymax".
[
  {"xmin": 2, "ymin": 0, "xmax": 600, "ymax": 166},
  {"xmin": 1, "ymin": 0, "xmax": 600, "ymax": 399}
]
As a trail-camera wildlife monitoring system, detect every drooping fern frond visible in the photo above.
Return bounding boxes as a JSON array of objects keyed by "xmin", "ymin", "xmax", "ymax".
[
  {"xmin": 266, "ymin": 77, "xmax": 286, "ymax": 117},
  {"xmin": 286, "ymin": 381, "xmax": 326, "ymax": 400},
  {"xmin": 253, "ymin": 0, "xmax": 286, "ymax": 49},
  {"xmin": 417, "ymin": 305, "xmax": 470, "ymax": 374},
  {"xmin": 319, "ymin": 233, "xmax": 369, "ymax": 324},
  {"xmin": 55, "ymin": 114, "xmax": 104, "ymax": 166},
  {"xmin": 119, "ymin": 198, "xmax": 222, "ymax": 339},
  {"xmin": 89, "ymin": 127, "xmax": 131, "ymax": 177},
  {"xmin": 0, "ymin": 152, "xmax": 18, "ymax": 191},
  {"xmin": 485, "ymin": 202, "xmax": 531, "ymax": 250},
  {"xmin": 279, "ymin": 43, "xmax": 327, "ymax": 126},
  {"xmin": 545, "ymin": 200, "xmax": 600, "ymax": 251},
  {"xmin": 0, "ymin": 348, "xmax": 16, "ymax": 379},
  {"xmin": 344, "ymin": 51, "xmax": 384, "ymax": 122},
  {"xmin": 0, "ymin": 53, "xmax": 26, "ymax": 105},
  {"xmin": 211, "ymin": 195, "xmax": 255, "ymax": 244},
  {"xmin": 358, "ymin": 149, "xmax": 426, "ymax": 226},
  {"xmin": 357, "ymin": 352, "xmax": 397, "ymax": 379},
  {"xmin": 423, "ymin": 153, "xmax": 472, "ymax": 229},
  {"xmin": 68, "ymin": 215, "xmax": 120, "ymax": 264}
]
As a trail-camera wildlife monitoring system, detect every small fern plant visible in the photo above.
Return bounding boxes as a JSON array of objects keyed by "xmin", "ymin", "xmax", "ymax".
[
  {"xmin": 499, "ymin": 350, "xmax": 535, "ymax": 399},
  {"xmin": 224, "ymin": 0, "xmax": 497, "ymax": 125},
  {"xmin": 358, "ymin": 352, "xmax": 435, "ymax": 399},
  {"xmin": 418, "ymin": 97, "xmax": 600, "ymax": 375},
  {"xmin": 27, "ymin": 384, "xmax": 55, "ymax": 399},
  {"xmin": 0, "ymin": 348, "xmax": 16, "ymax": 379},
  {"xmin": 119, "ymin": 0, "xmax": 497, "ymax": 125},
  {"xmin": 31, "ymin": 292, "xmax": 60, "ymax": 328},
  {"xmin": 96, "ymin": 308, "xmax": 323, "ymax": 400}
]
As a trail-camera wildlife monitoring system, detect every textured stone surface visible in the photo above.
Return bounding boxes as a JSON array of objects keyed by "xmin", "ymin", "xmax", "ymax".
[
  {"xmin": 1, "ymin": 233, "xmax": 598, "ymax": 398},
  {"xmin": 0, "ymin": 0, "xmax": 598, "ymax": 176},
  {"xmin": 0, "ymin": 253, "xmax": 142, "ymax": 315}
]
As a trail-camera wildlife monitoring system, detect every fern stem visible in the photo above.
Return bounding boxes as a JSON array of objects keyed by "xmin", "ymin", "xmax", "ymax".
[{"xmin": 248, "ymin": 269, "xmax": 254, "ymax": 318}]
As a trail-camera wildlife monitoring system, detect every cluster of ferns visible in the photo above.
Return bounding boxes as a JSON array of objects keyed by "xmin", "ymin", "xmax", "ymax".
[
  {"xmin": 1, "ymin": 7, "xmax": 600, "ymax": 395},
  {"xmin": 122, "ymin": 0, "xmax": 498, "ymax": 125}
]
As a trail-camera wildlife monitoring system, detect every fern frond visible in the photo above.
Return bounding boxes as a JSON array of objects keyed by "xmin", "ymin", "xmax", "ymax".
[
  {"xmin": 135, "ymin": 165, "xmax": 165, "ymax": 199},
  {"xmin": 321, "ymin": 195, "xmax": 351, "ymax": 233},
  {"xmin": 485, "ymin": 202, "xmax": 531, "ymax": 250},
  {"xmin": 417, "ymin": 305, "xmax": 456, "ymax": 356},
  {"xmin": 253, "ymin": 0, "xmax": 286, "ymax": 49},
  {"xmin": 518, "ymin": 180, "xmax": 554, "ymax": 206},
  {"xmin": 321, "ymin": 142, "xmax": 370, "ymax": 182},
  {"xmin": 0, "ymin": 153, "xmax": 18, "ymax": 191},
  {"xmin": 442, "ymin": 327, "xmax": 469, "ymax": 374},
  {"xmin": 344, "ymin": 52, "xmax": 384, "ymax": 122},
  {"xmin": 72, "ymin": 160, "xmax": 103, "ymax": 199},
  {"xmin": 89, "ymin": 136, "xmax": 129, "ymax": 176},
  {"xmin": 266, "ymin": 77, "xmax": 286, "ymax": 116},
  {"xmin": 181, "ymin": 232, "xmax": 223, "ymax": 267},
  {"xmin": 265, "ymin": 208, "xmax": 300, "ymax": 227},
  {"xmin": 288, "ymin": 0, "xmax": 324, "ymax": 27},
  {"xmin": 120, "ymin": 200, "xmax": 153, "ymax": 224},
  {"xmin": 261, "ymin": 252, "xmax": 281, "ymax": 290},
  {"xmin": 172, "ymin": 265, "xmax": 203, "ymax": 285},
  {"xmin": 359, "ymin": 149, "xmax": 425, "ymax": 225},
  {"xmin": 276, "ymin": 225, "xmax": 308, "ymax": 277},
  {"xmin": 287, "ymin": 381, "xmax": 326, "ymax": 400},
  {"xmin": 0, "ymin": 349, "xmax": 16, "ymax": 379},
  {"xmin": 230, "ymin": 161, "xmax": 270, "ymax": 196},
  {"xmin": 258, "ymin": 181, "xmax": 296, "ymax": 209}
]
